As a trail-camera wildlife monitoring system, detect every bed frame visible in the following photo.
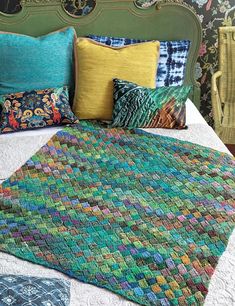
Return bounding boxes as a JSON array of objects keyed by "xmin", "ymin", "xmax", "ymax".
[{"xmin": 0, "ymin": 0, "xmax": 202, "ymax": 108}]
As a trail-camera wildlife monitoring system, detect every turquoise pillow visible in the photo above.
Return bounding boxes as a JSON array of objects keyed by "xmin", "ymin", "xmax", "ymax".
[
  {"xmin": 111, "ymin": 79, "xmax": 192, "ymax": 129},
  {"xmin": 0, "ymin": 27, "xmax": 76, "ymax": 98}
]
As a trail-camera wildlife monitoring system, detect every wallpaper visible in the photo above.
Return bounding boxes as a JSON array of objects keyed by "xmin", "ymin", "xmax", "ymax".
[
  {"xmin": 184, "ymin": 0, "xmax": 235, "ymax": 124},
  {"xmin": 0, "ymin": 0, "xmax": 234, "ymax": 124}
]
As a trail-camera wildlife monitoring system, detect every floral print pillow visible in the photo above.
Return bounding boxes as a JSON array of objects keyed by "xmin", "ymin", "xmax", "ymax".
[{"xmin": 0, "ymin": 86, "xmax": 79, "ymax": 134}]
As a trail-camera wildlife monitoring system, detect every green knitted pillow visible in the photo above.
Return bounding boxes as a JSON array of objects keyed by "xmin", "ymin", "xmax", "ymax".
[{"xmin": 111, "ymin": 79, "xmax": 192, "ymax": 129}]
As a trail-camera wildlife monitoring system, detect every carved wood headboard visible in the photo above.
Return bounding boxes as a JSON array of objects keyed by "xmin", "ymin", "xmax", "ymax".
[{"xmin": 0, "ymin": 0, "xmax": 202, "ymax": 108}]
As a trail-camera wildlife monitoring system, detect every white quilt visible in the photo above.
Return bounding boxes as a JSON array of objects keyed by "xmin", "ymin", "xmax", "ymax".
[{"xmin": 0, "ymin": 100, "xmax": 234, "ymax": 306}]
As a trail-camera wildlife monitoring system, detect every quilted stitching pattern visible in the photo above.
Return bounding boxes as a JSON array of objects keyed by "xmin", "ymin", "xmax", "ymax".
[
  {"xmin": 0, "ymin": 122, "xmax": 235, "ymax": 306},
  {"xmin": 0, "ymin": 275, "xmax": 70, "ymax": 306}
]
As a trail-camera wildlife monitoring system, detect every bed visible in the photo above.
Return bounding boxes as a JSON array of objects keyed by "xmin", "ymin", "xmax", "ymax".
[
  {"xmin": 0, "ymin": 1, "xmax": 234, "ymax": 306},
  {"xmin": 0, "ymin": 99, "xmax": 230, "ymax": 183},
  {"xmin": 0, "ymin": 99, "xmax": 233, "ymax": 306}
]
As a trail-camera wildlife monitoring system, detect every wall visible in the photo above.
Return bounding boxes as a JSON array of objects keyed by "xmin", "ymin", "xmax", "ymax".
[{"xmin": 0, "ymin": 0, "xmax": 234, "ymax": 124}]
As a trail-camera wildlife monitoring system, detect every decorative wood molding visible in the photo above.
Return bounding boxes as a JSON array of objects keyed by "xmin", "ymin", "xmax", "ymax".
[
  {"xmin": 156, "ymin": 0, "xmax": 197, "ymax": 15},
  {"xmin": 62, "ymin": 0, "xmax": 96, "ymax": 17},
  {"xmin": 21, "ymin": 0, "xmax": 62, "ymax": 6},
  {"xmin": 20, "ymin": 0, "xmax": 97, "ymax": 17},
  {"xmin": 0, "ymin": 0, "xmax": 22, "ymax": 14},
  {"xmin": 134, "ymin": 0, "xmax": 197, "ymax": 15},
  {"xmin": 134, "ymin": 0, "xmax": 158, "ymax": 9}
]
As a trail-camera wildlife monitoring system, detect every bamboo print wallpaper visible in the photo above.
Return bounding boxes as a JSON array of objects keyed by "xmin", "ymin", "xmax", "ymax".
[{"xmin": 0, "ymin": 0, "xmax": 234, "ymax": 125}]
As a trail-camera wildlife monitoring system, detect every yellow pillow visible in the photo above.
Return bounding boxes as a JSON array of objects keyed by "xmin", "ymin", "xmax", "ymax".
[{"xmin": 73, "ymin": 38, "xmax": 160, "ymax": 120}]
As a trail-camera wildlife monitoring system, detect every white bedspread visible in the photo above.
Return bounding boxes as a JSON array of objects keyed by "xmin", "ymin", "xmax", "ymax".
[{"xmin": 0, "ymin": 100, "xmax": 234, "ymax": 306}]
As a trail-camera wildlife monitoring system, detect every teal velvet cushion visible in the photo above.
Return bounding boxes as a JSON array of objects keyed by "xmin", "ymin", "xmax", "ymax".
[
  {"xmin": 0, "ymin": 27, "xmax": 76, "ymax": 98},
  {"xmin": 111, "ymin": 79, "xmax": 192, "ymax": 129}
]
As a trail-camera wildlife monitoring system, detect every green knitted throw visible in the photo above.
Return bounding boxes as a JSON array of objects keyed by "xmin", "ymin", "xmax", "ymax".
[{"xmin": 0, "ymin": 121, "xmax": 235, "ymax": 306}]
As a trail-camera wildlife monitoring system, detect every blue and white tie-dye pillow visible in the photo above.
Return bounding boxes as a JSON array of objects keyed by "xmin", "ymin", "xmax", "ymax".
[{"xmin": 87, "ymin": 35, "xmax": 190, "ymax": 87}]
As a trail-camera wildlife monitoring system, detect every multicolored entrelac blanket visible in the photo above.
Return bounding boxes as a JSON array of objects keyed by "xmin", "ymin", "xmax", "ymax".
[{"xmin": 0, "ymin": 122, "xmax": 235, "ymax": 306}]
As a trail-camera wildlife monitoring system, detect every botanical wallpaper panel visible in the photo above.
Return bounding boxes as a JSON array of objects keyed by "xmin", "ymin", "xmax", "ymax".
[
  {"xmin": 185, "ymin": 0, "xmax": 235, "ymax": 124},
  {"xmin": 0, "ymin": 0, "xmax": 234, "ymax": 124}
]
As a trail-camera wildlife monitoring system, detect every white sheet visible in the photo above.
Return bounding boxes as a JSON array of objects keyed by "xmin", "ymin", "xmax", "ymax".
[
  {"xmin": 0, "ymin": 99, "xmax": 233, "ymax": 306},
  {"xmin": 0, "ymin": 99, "xmax": 209, "ymax": 139}
]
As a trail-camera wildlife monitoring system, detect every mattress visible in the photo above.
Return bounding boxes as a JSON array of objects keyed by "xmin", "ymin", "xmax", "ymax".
[{"xmin": 0, "ymin": 99, "xmax": 233, "ymax": 306}]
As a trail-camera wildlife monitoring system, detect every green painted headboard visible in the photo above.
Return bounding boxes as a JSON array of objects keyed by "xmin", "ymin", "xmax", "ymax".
[{"xmin": 0, "ymin": 0, "xmax": 202, "ymax": 108}]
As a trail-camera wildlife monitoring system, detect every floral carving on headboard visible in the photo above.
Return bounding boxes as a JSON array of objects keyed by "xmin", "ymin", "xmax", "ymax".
[
  {"xmin": 134, "ymin": 0, "xmax": 159, "ymax": 9},
  {"xmin": 21, "ymin": 0, "xmax": 62, "ymax": 4},
  {"xmin": 134, "ymin": 0, "xmax": 193, "ymax": 10},
  {"xmin": 0, "ymin": 0, "xmax": 22, "ymax": 14},
  {"xmin": 62, "ymin": 0, "xmax": 96, "ymax": 17}
]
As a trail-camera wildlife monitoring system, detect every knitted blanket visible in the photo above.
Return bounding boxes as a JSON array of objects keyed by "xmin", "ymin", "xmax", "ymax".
[{"xmin": 0, "ymin": 122, "xmax": 235, "ymax": 306}]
